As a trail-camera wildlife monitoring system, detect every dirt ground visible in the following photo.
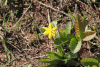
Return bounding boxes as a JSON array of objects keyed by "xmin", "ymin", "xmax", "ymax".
[{"xmin": 0, "ymin": 0, "xmax": 100, "ymax": 67}]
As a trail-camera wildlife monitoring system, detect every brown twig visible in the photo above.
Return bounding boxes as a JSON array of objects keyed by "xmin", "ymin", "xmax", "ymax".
[
  {"xmin": 35, "ymin": 0, "xmax": 68, "ymax": 16},
  {"xmin": 13, "ymin": 4, "xmax": 31, "ymax": 28},
  {"xmin": 33, "ymin": 55, "xmax": 48, "ymax": 59},
  {"xmin": 7, "ymin": 41, "xmax": 22, "ymax": 52},
  {"xmin": 95, "ymin": 35, "xmax": 100, "ymax": 42}
]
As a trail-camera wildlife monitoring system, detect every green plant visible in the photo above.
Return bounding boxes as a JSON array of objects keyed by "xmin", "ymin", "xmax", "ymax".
[
  {"xmin": 40, "ymin": 21, "xmax": 77, "ymax": 67},
  {"xmin": 40, "ymin": 45, "xmax": 77, "ymax": 67},
  {"xmin": 70, "ymin": 14, "xmax": 96, "ymax": 53},
  {"xmin": 39, "ymin": 14, "xmax": 97, "ymax": 66},
  {"xmin": 74, "ymin": 14, "xmax": 96, "ymax": 41},
  {"xmin": 54, "ymin": 14, "xmax": 96, "ymax": 53}
]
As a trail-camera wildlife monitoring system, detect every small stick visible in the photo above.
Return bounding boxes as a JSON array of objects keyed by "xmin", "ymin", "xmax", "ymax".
[
  {"xmin": 95, "ymin": 35, "xmax": 100, "ymax": 42},
  {"xmin": 13, "ymin": 4, "xmax": 31, "ymax": 28},
  {"xmin": 47, "ymin": 9, "xmax": 50, "ymax": 23},
  {"xmin": 7, "ymin": 41, "xmax": 22, "ymax": 52},
  {"xmin": 33, "ymin": 55, "xmax": 48, "ymax": 59},
  {"xmin": 35, "ymin": 0, "xmax": 68, "ymax": 16}
]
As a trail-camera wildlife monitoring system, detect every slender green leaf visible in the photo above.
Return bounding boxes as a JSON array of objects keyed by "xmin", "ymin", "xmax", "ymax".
[
  {"xmin": 46, "ymin": 51, "xmax": 62, "ymax": 59},
  {"xmin": 3, "ymin": 13, "xmax": 6, "ymax": 23},
  {"xmin": 56, "ymin": 45, "xmax": 64, "ymax": 57},
  {"xmin": 10, "ymin": 10, "xmax": 13, "ymax": 23},
  {"xmin": 12, "ymin": 0, "xmax": 17, "ymax": 1},
  {"xmin": 40, "ymin": 65, "xmax": 50, "ymax": 67},
  {"xmin": 40, "ymin": 59, "xmax": 62, "ymax": 64},
  {"xmin": 40, "ymin": 59, "xmax": 53, "ymax": 63},
  {"xmin": 67, "ymin": 5, "xmax": 75, "ymax": 22}
]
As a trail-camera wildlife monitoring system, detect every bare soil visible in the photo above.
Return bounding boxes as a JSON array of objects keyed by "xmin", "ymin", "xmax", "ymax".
[{"xmin": 0, "ymin": 0, "xmax": 100, "ymax": 67}]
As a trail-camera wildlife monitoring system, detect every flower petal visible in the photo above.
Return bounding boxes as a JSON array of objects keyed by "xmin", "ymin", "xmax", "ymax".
[
  {"xmin": 51, "ymin": 32, "xmax": 56, "ymax": 37},
  {"xmin": 43, "ymin": 27, "xmax": 48, "ymax": 30},
  {"xmin": 49, "ymin": 23, "xmax": 52, "ymax": 29},
  {"xmin": 43, "ymin": 23, "xmax": 57, "ymax": 39},
  {"xmin": 48, "ymin": 32, "xmax": 52, "ymax": 39},
  {"xmin": 43, "ymin": 31, "xmax": 48, "ymax": 35},
  {"xmin": 52, "ymin": 27, "xmax": 57, "ymax": 30}
]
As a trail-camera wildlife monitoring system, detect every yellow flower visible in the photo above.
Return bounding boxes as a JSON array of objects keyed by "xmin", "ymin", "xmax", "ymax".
[{"xmin": 43, "ymin": 23, "xmax": 57, "ymax": 39}]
